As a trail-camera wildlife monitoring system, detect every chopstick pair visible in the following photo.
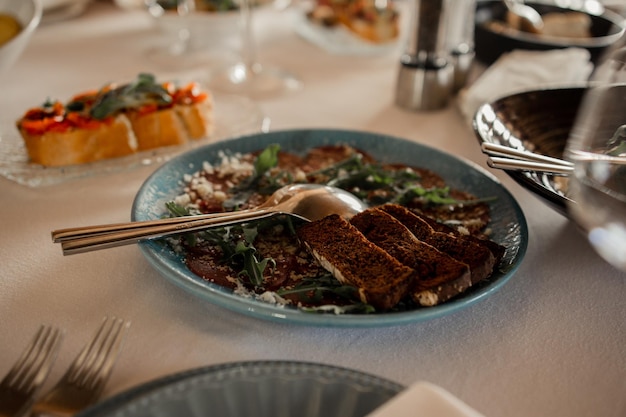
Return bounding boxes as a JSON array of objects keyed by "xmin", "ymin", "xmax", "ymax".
[{"xmin": 481, "ymin": 142, "xmax": 573, "ymax": 175}]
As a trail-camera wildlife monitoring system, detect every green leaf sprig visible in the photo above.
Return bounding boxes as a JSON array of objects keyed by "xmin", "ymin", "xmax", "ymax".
[
  {"xmin": 88, "ymin": 73, "xmax": 172, "ymax": 120},
  {"xmin": 223, "ymin": 143, "xmax": 281, "ymax": 209}
]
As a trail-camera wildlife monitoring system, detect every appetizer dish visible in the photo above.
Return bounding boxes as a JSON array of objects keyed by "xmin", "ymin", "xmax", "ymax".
[
  {"xmin": 488, "ymin": 10, "xmax": 593, "ymax": 38},
  {"xmin": 134, "ymin": 130, "xmax": 527, "ymax": 326},
  {"xmin": 16, "ymin": 73, "xmax": 214, "ymax": 167},
  {"xmin": 474, "ymin": 0, "xmax": 625, "ymax": 64},
  {"xmin": 150, "ymin": 0, "xmax": 267, "ymax": 13},
  {"xmin": 160, "ymin": 142, "xmax": 505, "ymax": 314},
  {"xmin": 305, "ymin": 0, "xmax": 400, "ymax": 44}
]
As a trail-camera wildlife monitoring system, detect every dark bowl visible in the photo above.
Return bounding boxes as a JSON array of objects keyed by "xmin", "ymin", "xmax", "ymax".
[
  {"xmin": 472, "ymin": 87, "xmax": 586, "ymax": 217},
  {"xmin": 474, "ymin": 0, "xmax": 625, "ymax": 65}
]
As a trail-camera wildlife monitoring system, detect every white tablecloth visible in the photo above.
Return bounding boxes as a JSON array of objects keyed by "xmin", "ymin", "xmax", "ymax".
[{"xmin": 1, "ymin": 2, "xmax": 624, "ymax": 417}]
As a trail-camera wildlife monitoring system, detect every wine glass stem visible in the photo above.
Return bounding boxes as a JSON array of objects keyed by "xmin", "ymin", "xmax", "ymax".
[
  {"xmin": 174, "ymin": 0, "xmax": 194, "ymax": 54},
  {"xmin": 239, "ymin": 0, "xmax": 259, "ymax": 75}
]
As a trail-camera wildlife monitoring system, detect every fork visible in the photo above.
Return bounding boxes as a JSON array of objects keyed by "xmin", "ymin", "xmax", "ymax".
[
  {"xmin": 30, "ymin": 317, "xmax": 130, "ymax": 417},
  {"xmin": 0, "ymin": 325, "xmax": 63, "ymax": 417}
]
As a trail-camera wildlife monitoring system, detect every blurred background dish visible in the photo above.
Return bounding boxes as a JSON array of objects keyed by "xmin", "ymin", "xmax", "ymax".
[
  {"xmin": 474, "ymin": 0, "xmax": 625, "ymax": 65},
  {"xmin": 473, "ymin": 86, "xmax": 585, "ymax": 217},
  {"xmin": 0, "ymin": 0, "xmax": 42, "ymax": 73},
  {"xmin": 0, "ymin": 92, "xmax": 265, "ymax": 187}
]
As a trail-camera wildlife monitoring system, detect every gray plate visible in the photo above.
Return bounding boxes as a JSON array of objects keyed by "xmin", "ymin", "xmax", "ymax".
[{"xmin": 76, "ymin": 361, "xmax": 404, "ymax": 417}]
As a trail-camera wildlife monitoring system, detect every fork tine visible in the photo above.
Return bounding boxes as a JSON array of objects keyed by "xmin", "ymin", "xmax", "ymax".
[
  {"xmin": 0, "ymin": 325, "xmax": 63, "ymax": 417},
  {"xmin": 65, "ymin": 317, "xmax": 129, "ymax": 394},
  {"xmin": 24, "ymin": 327, "xmax": 63, "ymax": 395},
  {"xmin": 1, "ymin": 325, "xmax": 63, "ymax": 395},
  {"xmin": 72, "ymin": 317, "xmax": 129, "ymax": 392},
  {"xmin": 1, "ymin": 325, "xmax": 46, "ymax": 387},
  {"xmin": 31, "ymin": 317, "xmax": 130, "ymax": 417}
]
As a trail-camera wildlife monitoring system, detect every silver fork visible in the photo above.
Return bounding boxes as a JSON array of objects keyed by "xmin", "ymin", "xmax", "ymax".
[
  {"xmin": 31, "ymin": 317, "xmax": 130, "ymax": 417},
  {"xmin": 0, "ymin": 325, "xmax": 63, "ymax": 417}
]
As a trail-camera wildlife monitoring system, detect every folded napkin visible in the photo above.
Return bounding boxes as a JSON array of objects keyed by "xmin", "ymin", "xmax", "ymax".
[
  {"xmin": 366, "ymin": 381, "xmax": 486, "ymax": 417},
  {"xmin": 458, "ymin": 48, "xmax": 593, "ymax": 124}
]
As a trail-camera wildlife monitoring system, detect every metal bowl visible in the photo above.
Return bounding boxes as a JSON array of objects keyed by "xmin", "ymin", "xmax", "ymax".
[
  {"xmin": 472, "ymin": 87, "xmax": 585, "ymax": 217},
  {"xmin": 474, "ymin": 0, "xmax": 625, "ymax": 65}
]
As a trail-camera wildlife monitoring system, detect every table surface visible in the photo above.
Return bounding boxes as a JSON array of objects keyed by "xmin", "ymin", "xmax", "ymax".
[{"xmin": 1, "ymin": 2, "xmax": 624, "ymax": 416}]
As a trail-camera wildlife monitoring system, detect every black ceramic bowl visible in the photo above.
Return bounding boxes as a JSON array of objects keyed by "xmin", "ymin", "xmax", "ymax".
[
  {"xmin": 474, "ymin": 0, "xmax": 625, "ymax": 64},
  {"xmin": 472, "ymin": 87, "xmax": 586, "ymax": 217}
]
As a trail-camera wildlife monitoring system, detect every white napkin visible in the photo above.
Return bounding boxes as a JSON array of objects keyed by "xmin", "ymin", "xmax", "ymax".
[
  {"xmin": 458, "ymin": 48, "xmax": 593, "ymax": 124},
  {"xmin": 366, "ymin": 381, "xmax": 486, "ymax": 417}
]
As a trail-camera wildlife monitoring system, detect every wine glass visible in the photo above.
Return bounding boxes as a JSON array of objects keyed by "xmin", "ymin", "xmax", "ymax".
[
  {"xmin": 566, "ymin": 33, "xmax": 626, "ymax": 271},
  {"xmin": 208, "ymin": 0, "xmax": 302, "ymax": 98},
  {"xmin": 144, "ymin": 0, "xmax": 238, "ymax": 70}
]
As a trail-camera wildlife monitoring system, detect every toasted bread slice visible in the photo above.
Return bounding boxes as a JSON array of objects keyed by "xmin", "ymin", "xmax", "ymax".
[
  {"xmin": 19, "ymin": 115, "xmax": 136, "ymax": 167},
  {"xmin": 380, "ymin": 204, "xmax": 502, "ymax": 284},
  {"xmin": 350, "ymin": 208, "xmax": 472, "ymax": 307},
  {"xmin": 297, "ymin": 214, "xmax": 414, "ymax": 310},
  {"xmin": 127, "ymin": 108, "xmax": 188, "ymax": 150},
  {"xmin": 175, "ymin": 100, "xmax": 214, "ymax": 140},
  {"xmin": 417, "ymin": 210, "xmax": 506, "ymax": 267}
]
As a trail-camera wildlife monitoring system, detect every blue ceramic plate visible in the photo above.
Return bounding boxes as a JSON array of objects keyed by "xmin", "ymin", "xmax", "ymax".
[
  {"xmin": 77, "ymin": 361, "xmax": 404, "ymax": 417},
  {"xmin": 132, "ymin": 129, "xmax": 528, "ymax": 327}
]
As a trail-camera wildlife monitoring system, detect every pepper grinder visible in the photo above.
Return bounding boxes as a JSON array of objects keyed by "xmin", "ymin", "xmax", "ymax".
[
  {"xmin": 447, "ymin": 0, "xmax": 476, "ymax": 91},
  {"xmin": 395, "ymin": 0, "xmax": 453, "ymax": 111}
]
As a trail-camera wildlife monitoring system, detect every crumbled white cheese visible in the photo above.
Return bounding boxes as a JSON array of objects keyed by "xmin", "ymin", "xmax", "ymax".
[
  {"xmin": 213, "ymin": 191, "xmax": 227, "ymax": 202},
  {"xmin": 174, "ymin": 193, "xmax": 191, "ymax": 207},
  {"xmin": 293, "ymin": 169, "xmax": 307, "ymax": 182},
  {"xmin": 257, "ymin": 291, "xmax": 290, "ymax": 306},
  {"xmin": 415, "ymin": 291, "xmax": 439, "ymax": 307}
]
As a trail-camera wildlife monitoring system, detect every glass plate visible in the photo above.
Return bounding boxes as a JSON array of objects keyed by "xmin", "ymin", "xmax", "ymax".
[
  {"xmin": 76, "ymin": 361, "xmax": 404, "ymax": 417},
  {"xmin": 0, "ymin": 93, "xmax": 265, "ymax": 187},
  {"xmin": 132, "ymin": 129, "xmax": 528, "ymax": 327}
]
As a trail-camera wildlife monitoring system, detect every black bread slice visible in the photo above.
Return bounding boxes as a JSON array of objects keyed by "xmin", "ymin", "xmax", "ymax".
[
  {"xmin": 418, "ymin": 211, "xmax": 506, "ymax": 266},
  {"xmin": 380, "ymin": 204, "xmax": 500, "ymax": 285},
  {"xmin": 296, "ymin": 214, "xmax": 414, "ymax": 310},
  {"xmin": 350, "ymin": 208, "xmax": 472, "ymax": 307}
]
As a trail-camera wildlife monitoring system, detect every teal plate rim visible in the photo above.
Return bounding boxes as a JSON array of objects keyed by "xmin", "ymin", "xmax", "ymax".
[{"xmin": 132, "ymin": 128, "xmax": 529, "ymax": 327}]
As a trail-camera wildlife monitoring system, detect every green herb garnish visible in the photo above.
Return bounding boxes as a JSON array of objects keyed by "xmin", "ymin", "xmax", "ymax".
[
  {"xmin": 223, "ymin": 143, "xmax": 281, "ymax": 209},
  {"xmin": 89, "ymin": 73, "xmax": 172, "ymax": 120}
]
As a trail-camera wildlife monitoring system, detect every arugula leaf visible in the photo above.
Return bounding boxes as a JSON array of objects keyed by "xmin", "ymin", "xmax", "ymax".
[
  {"xmin": 165, "ymin": 201, "xmax": 192, "ymax": 217},
  {"xmin": 235, "ymin": 242, "xmax": 274, "ymax": 287},
  {"xmin": 223, "ymin": 144, "xmax": 281, "ymax": 209},
  {"xmin": 277, "ymin": 274, "xmax": 362, "ymax": 304},
  {"xmin": 254, "ymin": 143, "xmax": 280, "ymax": 176},
  {"xmin": 90, "ymin": 73, "xmax": 172, "ymax": 120}
]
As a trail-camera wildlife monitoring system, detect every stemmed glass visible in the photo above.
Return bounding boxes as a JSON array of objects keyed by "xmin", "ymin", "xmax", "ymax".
[
  {"xmin": 144, "ymin": 0, "xmax": 236, "ymax": 69},
  {"xmin": 566, "ymin": 33, "xmax": 626, "ymax": 271},
  {"xmin": 209, "ymin": 0, "xmax": 302, "ymax": 98}
]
